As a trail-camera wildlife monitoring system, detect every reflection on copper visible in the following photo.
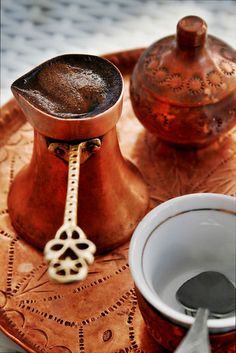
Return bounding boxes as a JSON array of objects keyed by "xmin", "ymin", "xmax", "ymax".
[
  {"xmin": 130, "ymin": 16, "xmax": 236, "ymax": 147},
  {"xmin": 0, "ymin": 48, "xmax": 235, "ymax": 353}
]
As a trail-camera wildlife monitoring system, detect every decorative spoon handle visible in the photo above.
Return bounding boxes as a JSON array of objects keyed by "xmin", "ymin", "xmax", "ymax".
[
  {"xmin": 44, "ymin": 139, "xmax": 101, "ymax": 283},
  {"xmin": 174, "ymin": 308, "xmax": 211, "ymax": 353}
]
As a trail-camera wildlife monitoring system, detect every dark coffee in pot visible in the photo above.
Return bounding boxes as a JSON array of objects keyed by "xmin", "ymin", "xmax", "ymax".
[{"xmin": 12, "ymin": 55, "xmax": 122, "ymax": 119}]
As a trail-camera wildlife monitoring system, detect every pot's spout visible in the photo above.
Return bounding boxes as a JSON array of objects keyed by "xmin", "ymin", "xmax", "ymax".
[{"xmin": 10, "ymin": 54, "xmax": 124, "ymax": 140}]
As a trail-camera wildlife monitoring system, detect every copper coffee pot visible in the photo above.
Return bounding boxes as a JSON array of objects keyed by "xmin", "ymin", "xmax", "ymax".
[
  {"xmin": 8, "ymin": 54, "xmax": 149, "ymax": 282},
  {"xmin": 130, "ymin": 16, "xmax": 236, "ymax": 147}
]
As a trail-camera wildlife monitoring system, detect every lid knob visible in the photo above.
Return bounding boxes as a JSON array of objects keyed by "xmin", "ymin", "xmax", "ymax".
[{"xmin": 177, "ymin": 16, "xmax": 207, "ymax": 48}]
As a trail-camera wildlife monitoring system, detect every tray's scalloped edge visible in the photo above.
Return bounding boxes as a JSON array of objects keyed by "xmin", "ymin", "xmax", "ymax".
[
  {"xmin": 0, "ymin": 47, "xmax": 144, "ymax": 353},
  {"xmin": 0, "ymin": 312, "xmax": 36, "ymax": 353}
]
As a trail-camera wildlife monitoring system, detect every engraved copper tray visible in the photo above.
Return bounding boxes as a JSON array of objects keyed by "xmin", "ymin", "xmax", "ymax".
[{"xmin": 0, "ymin": 49, "xmax": 236, "ymax": 353}]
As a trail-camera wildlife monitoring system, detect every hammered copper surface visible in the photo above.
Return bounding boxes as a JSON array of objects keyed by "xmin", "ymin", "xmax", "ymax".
[
  {"xmin": 8, "ymin": 53, "xmax": 149, "ymax": 253},
  {"xmin": 0, "ymin": 49, "xmax": 236, "ymax": 353},
  {"xmin": 130, "ymin": 16, "xmax": 236, "ymax": 147}
]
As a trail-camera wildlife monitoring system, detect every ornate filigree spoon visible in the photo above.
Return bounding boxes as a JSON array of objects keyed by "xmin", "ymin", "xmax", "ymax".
[{"xmin": 44, "ymin": 139, "xmax": 101, "ymax": 283}]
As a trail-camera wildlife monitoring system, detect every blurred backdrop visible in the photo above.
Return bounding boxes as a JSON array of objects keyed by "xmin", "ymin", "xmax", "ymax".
[
  {"xmin": 1, "ymin": 0, "xmax": 236, "ymax": 106},
  {"xmin": 0, "ymin": 0, "xmax": 236, "ymax": 352}
]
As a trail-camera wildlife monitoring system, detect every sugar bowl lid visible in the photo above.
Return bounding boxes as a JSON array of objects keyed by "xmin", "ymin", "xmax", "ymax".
[{"xmin": 134, "ymin": 16, "xmax": 236, "ymax": 107}]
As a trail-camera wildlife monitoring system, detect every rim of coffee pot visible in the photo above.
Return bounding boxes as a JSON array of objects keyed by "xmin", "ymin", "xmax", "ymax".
[{"xmin": 11, "ymin": 54, "xmax": 124, "ymax": 140}]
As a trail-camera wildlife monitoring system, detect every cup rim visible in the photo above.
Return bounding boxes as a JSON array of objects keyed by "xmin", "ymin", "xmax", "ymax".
[{"xmin": 129, "ymin": 192, "xmax": 236, "ymax": 330}]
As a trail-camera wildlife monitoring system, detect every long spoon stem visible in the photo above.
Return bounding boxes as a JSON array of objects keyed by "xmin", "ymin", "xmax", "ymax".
[
  {"xmin": 175, "ymin": 308, "xmax": 210, "ymax": 353},
  {"xmin": 64, "ymin": 144, "xmax": 81, "ymax": 225}
]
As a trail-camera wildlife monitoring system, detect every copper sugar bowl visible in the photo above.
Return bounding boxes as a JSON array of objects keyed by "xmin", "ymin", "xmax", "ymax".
[
  {"xmin": 130, "ymin": 16, "xmax": 236, "ymax": 147},
  {"xmin": 8, "ymin": 54, "xmax": 149, "ymax": 259}
]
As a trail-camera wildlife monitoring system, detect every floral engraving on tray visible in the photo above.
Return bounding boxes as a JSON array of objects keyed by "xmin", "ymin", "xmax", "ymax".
[{"xmin": 0, "ymin": 50, "xmax": 236, "ymax": 353}]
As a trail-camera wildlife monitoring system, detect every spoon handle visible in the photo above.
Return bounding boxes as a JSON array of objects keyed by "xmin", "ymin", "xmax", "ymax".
[
  {"xmin": 44, "ymin": 139, "xmax": 101, "ymax": 283},
  {"xmin": 174, "ymin": 308, "xmax": 211, "ymax": 353},
  {"xmin": 64, "ymin": 144, "xmax": 81, "ymax": 225}
]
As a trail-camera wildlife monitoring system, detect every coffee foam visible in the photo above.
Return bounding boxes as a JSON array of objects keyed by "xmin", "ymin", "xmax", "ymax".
[{"xmin": 13, "ymin": 56, "xmax": 122, "ymax": 119}]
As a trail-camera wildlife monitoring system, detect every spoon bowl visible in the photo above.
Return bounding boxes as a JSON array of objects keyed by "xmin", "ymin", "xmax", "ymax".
[
  {"xmin": 129, "ymin": 193, "xmax": 236, "ymax": 352},
  {"xmin": 176, "ymin": 271, "xmax": 236, "ymax": 318},
  {"xmin": 174, "ymin": 271, "xmax": 235, "ymax": 353}
]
